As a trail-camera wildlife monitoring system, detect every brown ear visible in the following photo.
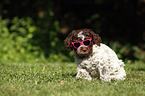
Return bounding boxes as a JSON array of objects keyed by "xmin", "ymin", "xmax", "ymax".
[
  {"xmin": 90, "ymin": 30, "xmax": 101, "ymax": 46},
  {"xmin": 64, "ymin": 31, "xmax": 74, "ymax": 51}
]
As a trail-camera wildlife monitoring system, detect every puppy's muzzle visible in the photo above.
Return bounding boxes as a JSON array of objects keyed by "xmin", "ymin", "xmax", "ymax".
[
  {"xmin": 80, "ymin": 47, "xmax": 88, "ymax": 53},
  {"xmin": 77, "ymin": 46, "xmax": 90, "ymax": 56}
]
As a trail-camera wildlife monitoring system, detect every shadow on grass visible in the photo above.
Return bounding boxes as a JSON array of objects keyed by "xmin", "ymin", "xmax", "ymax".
[
  {"xmin": 62, "ymin": 72, "xmax": 77, "ymax": 78},
  {"xmin": 137, "ymin": 68, "xmax": 145, "ymax": 71}
]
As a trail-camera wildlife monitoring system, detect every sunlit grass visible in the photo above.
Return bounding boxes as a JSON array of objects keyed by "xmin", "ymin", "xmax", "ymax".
[{"xmin": 0, "ymin": 61, "xmax": 145, "ymax": 96}]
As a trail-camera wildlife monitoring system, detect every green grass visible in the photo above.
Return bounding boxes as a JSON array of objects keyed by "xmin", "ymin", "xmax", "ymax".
[{"xmin": 0, "ymin": 61, "xmax": 145, "ymax": 96}]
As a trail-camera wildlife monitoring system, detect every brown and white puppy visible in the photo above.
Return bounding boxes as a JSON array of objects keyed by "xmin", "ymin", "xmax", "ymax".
[
  {"xmin": 64, "ymin": 28, "xmax": 101, "ymax": 57},
  {"xmin": 64, "ymin": 28, "xmax": 126, "ymax": 82}
]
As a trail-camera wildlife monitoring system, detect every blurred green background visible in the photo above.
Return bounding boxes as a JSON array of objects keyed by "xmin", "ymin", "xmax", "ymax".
[{"xmin": 0, "ymin": 0, "xmax": 145, "ymax": 63}]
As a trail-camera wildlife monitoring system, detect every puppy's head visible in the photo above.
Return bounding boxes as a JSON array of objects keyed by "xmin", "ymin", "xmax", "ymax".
[{"xmin": 64, "ymin": 29, "xmax": 101, "ymax": 57}]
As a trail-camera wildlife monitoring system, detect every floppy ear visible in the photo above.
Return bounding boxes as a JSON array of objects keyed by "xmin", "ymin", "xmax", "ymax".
[
  {"xmin": 64, "ymin": 31, "xmax": 74, "ymax": 51},
  {"xmin": 90, "ymin": 30, "xmax": 101, "ymax": 46}
]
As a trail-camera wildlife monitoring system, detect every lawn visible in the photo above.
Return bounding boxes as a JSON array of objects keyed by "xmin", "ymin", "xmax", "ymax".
[{"xmin": 0, "ymin": 61, "xmax": 145, "ymax": 96}]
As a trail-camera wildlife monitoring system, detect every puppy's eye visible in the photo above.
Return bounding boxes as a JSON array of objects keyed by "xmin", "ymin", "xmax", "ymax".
[
  {"xmin": 74, "ymin": 43, "xmax": 80, "ymax": 48},
  {"xmin": 83, "ymin": 40, "xmax": 91, "ymax": 46}
]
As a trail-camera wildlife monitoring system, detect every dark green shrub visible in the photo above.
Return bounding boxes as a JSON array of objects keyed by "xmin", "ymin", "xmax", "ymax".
[
  {"xmin": 109, "ymin": 41, "xmax": 145, "ymax": 61},
  {"xmin": 0, "ymin": 15, "xmax": 74, "ymax": 63},
  {"xmin": 34, "ymin": 8, "xmax": 75, "ymax": 62},
  {"xmin": 1, "ymin": 15, "xmax": 144, "ymax": 63},
  {"xmin": 0, "ymin": 16, "xmax": 46, "ymax": 63}
]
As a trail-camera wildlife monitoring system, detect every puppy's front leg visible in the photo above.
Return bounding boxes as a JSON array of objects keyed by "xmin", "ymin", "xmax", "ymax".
[{"xmin": 76, "ymin": 68, "xmax": 92, "ymax": 80}]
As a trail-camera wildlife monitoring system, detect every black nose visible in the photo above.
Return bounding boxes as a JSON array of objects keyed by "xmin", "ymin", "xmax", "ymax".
[
  {"xmin": 83, "ymin": 49, "xmax": 87, "ymax": 52},
  {"xmin": 81, "ymin": 47, "xmax": 88, "ymax": 52}
]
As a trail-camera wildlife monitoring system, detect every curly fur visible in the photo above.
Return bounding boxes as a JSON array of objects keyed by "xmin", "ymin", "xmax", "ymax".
[
  {"xmin": 64, "ymin": 28, "xmax": 126, "ymax": 82},
  {"xmin": 64, "ymin": 29, "xmax": 101, "ymax": 51},
  {"xmin": 76, "ymin": 44, "xmax": 126, "ymax": 81}
]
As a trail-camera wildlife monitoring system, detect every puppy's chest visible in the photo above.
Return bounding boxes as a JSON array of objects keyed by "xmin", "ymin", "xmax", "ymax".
[
  {"xmin": 77, "ymin": 57, "xmax": 100, "ymax": 77},
  {"xmin": 76, "ymin": 44, "xmax": 112, "ymax": 70},
  {"xmin": 77, "ymin": 57, "xmax": 99, "ymax": 70},
  {"xmin": 76, "ymin": 45, "xmax": 101, "ymax": 69}
]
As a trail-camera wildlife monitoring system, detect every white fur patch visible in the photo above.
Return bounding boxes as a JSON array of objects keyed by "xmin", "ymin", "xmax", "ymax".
[
  {"xmin": 75, "ymin": 43, "xmax": 126, "ymax": 82},
  {"xmin": 78, "ymin": 31, "xmax": 85, "ymax": 40}
]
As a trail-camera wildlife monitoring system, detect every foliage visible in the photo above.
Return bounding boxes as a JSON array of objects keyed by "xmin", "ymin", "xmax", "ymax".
[
  {"xmin": 0, "ymin": 15, "xmax": 144, "ymax": 63},
  {"xmin": 0, "ymin": 61, "xmax": 145, "ymax": 96},
  {"xmin": 109, "ymin": 41, "xmax": 145, "ymax": 61},
  {"xmin": 0, "ymin": 2, "xmax": 73, "ymax": 63},
  {"xmin": 0, "ymin": 13, "xmax": 74, "ymax": 63},
  {"xmin": 0, "ymin": 0, "xmax": 145, "ymax": 63},
  {"xmin": 0, "ymin": 16, "xmax": 46, "ymax": 63},
  {"xmin": 34, "ymin": 7, "xmax": 74, "ymax": 62}
]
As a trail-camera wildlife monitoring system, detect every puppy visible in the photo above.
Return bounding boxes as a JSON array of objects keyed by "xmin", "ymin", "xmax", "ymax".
[{"xmin": 64, "ymin": 29, "xmax": 126, "ymax": 82}]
